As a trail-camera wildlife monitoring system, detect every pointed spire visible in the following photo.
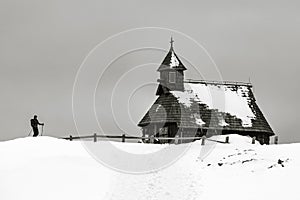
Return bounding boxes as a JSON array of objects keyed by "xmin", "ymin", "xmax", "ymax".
[{"xmin": 170, "ymin": 36, "xmax": 174, "ymax": 50}]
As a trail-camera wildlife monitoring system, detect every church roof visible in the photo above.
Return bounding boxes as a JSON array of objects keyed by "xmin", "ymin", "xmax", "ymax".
[
  {"xmin": 157, "ymin": 38, "xmax": 187, "ymax": 72},
  {"xmin": 138, "ymin": 81, "xmax": 274, "ymax": 135}
]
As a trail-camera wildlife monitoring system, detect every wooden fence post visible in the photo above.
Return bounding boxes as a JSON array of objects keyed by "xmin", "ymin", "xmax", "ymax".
[
  {"xmin": 93, "ymin": 133, "xmax": 97, "ymax": 142},
  {"xmin": 225, "ymin": 136, "xmax": 230, "ymax": 144},
  {"xmin": 180, "ymin": 130, "xmax": 183, "ymax": 144},
  {"xmin": 175, "ymin": 135, "xmax": 179, "ymax": 144},
  {"xmin": 122, "ymin": 134, "xmax": 125, "ymax": 143},
  {"xmin": 201, "ymin": 136, "xmax": 206, "ymax": 146},
  {"xmin": 252, "ymin": 137, "xmax": 256, "ymax": 144},
  {"xmin": 150, "ymin": 135, "xmax": 154, "ymax": 144},
  {"xmin": 145, "ymin": 134, "xmax": 149, "ymax": 143},
  {"xmin": 70, "ymin": 135, "xmax": 73, "ymax": 141},
  {"xmin": 274, "ymin": 136, "xmax": 279, "ymax": 144}
]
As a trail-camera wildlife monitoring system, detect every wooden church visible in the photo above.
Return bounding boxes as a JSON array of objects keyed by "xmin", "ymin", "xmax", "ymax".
[{"xmin": 138, "ymin": 38, "xmax": 274, "ymax": 144}]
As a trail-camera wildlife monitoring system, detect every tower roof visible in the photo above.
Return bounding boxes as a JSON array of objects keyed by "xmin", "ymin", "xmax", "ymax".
[{"xmin": 157, "ymin": 38, "xmax": 187, "ymax": 71}]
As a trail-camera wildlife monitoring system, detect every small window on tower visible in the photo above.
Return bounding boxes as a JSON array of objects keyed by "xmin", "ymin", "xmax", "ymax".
[{"xmin": 169, "ymin": 72, "xmax": 176, "ymax": 83}]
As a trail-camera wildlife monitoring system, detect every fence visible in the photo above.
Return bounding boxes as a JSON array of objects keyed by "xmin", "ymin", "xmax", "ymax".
[
  {"xmin": 61, "ymin": 134, "xmax": 279, "ymax": 145},
  {"xmin": 61, "ymin": 134, "xmax": 232, "ymax": 145}
]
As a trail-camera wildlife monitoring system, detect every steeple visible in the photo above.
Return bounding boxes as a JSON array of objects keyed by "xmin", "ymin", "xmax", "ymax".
[
  {"xmin": 157, "ymin": 38, "xmax": 187, "ymax": 72},
  {"xmin": 156, "ymin": 38, "xmax": 187, "ymax": 95}
]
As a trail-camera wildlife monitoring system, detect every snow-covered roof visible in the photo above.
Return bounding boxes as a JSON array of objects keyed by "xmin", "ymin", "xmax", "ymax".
[
  {"xmin": 169, "ymin": 50, "xmax": 180, "ymax": 67},
  {"xmin": 171, "ymin": 83, "xmax": 255, "ymax": 127},
  {"xmin": 138, "ymin": 82, "xmax": 274, "ymax": 135},
  {"xmin": 157, "ymin": 47, "xmax": 187, "ymax": 71}
]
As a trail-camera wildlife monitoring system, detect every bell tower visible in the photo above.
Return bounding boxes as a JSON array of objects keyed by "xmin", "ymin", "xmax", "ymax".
[{"xmin": 156, "ymin": 37, "xmax": 187, "ymax": 95}]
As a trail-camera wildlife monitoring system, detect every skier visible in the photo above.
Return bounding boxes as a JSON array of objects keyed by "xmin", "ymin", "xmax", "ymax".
[{"xmin": 30, "ymin": 115, "xmax": 44, "ymax": 137}]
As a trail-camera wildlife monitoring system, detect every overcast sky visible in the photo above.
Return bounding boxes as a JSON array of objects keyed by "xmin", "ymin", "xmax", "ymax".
[{"xmin": 1, "ymin": 0, "xmax": 300, "ymax": 143}]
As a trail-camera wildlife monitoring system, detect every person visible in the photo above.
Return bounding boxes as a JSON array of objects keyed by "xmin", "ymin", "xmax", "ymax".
[{"xmin": 30, "ymin": 115, "xmax": 44, "ymax": 137}]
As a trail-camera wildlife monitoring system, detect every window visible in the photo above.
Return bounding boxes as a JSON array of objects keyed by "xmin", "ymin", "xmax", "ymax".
[{"xmin": 169, "ymin": 72, "xmax": 176, "ymax": 83}]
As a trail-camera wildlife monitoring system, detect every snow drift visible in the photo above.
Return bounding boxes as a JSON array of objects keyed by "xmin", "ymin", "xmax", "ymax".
[{"xmin": 0, "ymin": 135, "xmax": 299, "ymax": 200}]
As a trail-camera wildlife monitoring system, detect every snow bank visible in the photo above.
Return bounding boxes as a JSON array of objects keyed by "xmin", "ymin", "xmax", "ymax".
[
  {"xmin": 210, "ymin": 134, "xmax": 261, "ymax": 145},
  {"xmin": 1, "ymin": 135, "xmax": 300, "ymax": 200}
]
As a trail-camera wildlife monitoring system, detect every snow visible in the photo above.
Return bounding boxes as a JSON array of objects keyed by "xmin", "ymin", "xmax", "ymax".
[
  {"xmin": 172, "ymin": 90, "xmax": 195, "ymax": 107},
  {"xmin": 170, "ymin": 51, "xmax": 180, "ymax": 67},
  {"xmin": 1, "ymin": 135, "xmax": 300, "ymax": 200},
  {"xmin": 219, "ymin": 118, "xmax": 229, "ymax": 126},
  {"xmin": 155, "ymin": 104, "xmax": 162, "ymax": 112},
  {"xmin": 193, "ymin": 113, "xmax": 206, "ymax": 126},
  {"xmin": 171, "ymin": 83, "xmax": 256, "ymax": 127}
]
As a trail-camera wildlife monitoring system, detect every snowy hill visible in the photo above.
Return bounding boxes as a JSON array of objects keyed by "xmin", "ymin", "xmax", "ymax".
[{"xmin": 0, "ymin": 135, "xmax": 299, "ymax": 200}]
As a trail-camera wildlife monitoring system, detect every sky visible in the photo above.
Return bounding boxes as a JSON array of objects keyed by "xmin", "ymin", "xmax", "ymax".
[{"xmin": 0, "ymin": 0, "xmax": 300, "ymax": 143}]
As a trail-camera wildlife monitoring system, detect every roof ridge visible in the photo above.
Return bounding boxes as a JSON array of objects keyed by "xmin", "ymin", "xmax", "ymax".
[{"xmin": 184, "ymin": 79, "xmax": 252, "ymax": 87}]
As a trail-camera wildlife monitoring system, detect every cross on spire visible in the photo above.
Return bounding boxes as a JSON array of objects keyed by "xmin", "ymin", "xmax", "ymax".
[{"xmin": 170, "ymin": 37, "xmax": 174, "ymax": 49}]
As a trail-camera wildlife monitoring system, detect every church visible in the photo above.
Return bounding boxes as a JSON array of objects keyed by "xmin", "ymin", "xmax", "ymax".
[{"xmin": 138, "ymin": 39, "xmax": 274, "ymax": 144}]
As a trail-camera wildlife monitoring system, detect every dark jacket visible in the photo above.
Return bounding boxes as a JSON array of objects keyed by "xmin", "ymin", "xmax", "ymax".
[{"xmin": 30, "ymin": 119, "xmax": 42, "ymax": 128}]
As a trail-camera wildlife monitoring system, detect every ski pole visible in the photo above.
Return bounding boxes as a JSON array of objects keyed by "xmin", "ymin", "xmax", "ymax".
[
  {"xmin": 28, "ymin": 129, "xmax": 32, "ymax": 136},
  {"xmin": 41, "ymin": 125, "xmax": 44, "ymax": 136}
]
